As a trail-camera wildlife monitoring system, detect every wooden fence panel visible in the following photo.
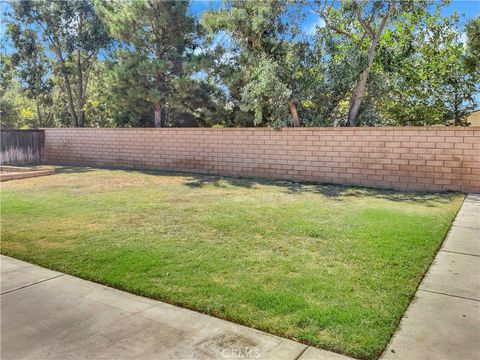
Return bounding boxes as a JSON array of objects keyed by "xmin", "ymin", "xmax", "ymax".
[{"xmin": 0, "ymin": 129, "xmax": 45, "ymax": 165}]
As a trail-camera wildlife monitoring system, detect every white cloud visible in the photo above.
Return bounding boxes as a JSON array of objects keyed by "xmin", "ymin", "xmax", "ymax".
[
  {"xmin": 460, "ymin": 32, "xmax": 467, "ymax": 47},
  {"xmin": 305, "ymin": 18, "xmax": 326, "ymax": 36},
  {"xmin": 193, "ymin": 47, "xmax": 206, "ymax": 56}
]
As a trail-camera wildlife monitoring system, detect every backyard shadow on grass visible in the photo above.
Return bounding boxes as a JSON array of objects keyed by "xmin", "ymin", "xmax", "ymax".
[
  {"xmin": 43, "ymin": 164, "xmax": 459, "ymax": 206},
  {"xmin": 185, "ymin": 175, "xmax": 258, "ymax": 189},
  {"xmin": 50, "ymin": 166, "xmax": 97, "ymax": 175},
  {"xmin": 183, "ymin": 173, "xmax": 459, "ymax": 206}
]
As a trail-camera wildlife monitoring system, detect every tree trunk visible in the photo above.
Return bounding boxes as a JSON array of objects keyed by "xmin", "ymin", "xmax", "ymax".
[
  {"xmin": 64, "ymin": 73, "xmax": 78, "ymax": 127},
  {"xmin": 35, "ymin": 99, "xmax": 43, "ymax": 126},
  {"xmin": 453, "ymin": 92, "xmax": 460, "ymax": 126},
  {"xmin": 77, "ymin": 49, "xmax": 85, "ymax": 127},
  {"xmin": 347, "ymin": 38, "xmax": 379, "ymax": 127},
  {"xmin": 76, "ymin": 13, "xmax": 85, "ymax": 127},
  {"xmin": 154, "ymin": 103, "xmax": 163, "ymax": 128},
  {"xmin": 44, "ymin": 30, "xmax": 79, "ymax": 127},
  {"xmin": 289, "ymin": 102, "xmax": 300, "ymax": 127},
  {"xmin": 347, "ymin": 0, "xmax": 394, "ymax": 127},
  {"xmin": 55, "ymin": 54, "xmax": 78, "ymax": 127}
]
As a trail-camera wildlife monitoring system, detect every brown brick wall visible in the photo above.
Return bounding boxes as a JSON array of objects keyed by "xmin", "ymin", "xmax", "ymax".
[{"xmin": 44, "ymin": 127, "xmax": 480, "ymax": 192}]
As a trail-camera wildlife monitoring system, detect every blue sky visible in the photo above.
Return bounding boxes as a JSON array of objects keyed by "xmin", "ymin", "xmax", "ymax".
[
  {"xmin": 2, "ymin": 1, "xmax": 479, "ymax": 40},
  {"xmin": 1, "ymin": 0, "xmax": 478, "ymax": 46},
  {"xmin": 187, "ymin": 0, "xmax": 479, "ymax": 20},
  {"xmin": 187, "ymin": 0, "xmax": 479, "ymax": 29}
]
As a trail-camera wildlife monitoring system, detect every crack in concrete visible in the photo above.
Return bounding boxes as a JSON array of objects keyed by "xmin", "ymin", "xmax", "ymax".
[
  {"xmin": 440, "ymin": 249, "xmax": 480, "ymax": 258},
  {"xmin": 418, "ymin": 288, "xmax": 479, "ymax": 303},
  {"xmin": 1, "ymin": 273, "xmax": 65, "ymax": 295},
  {"xmin": 293, "ymin": 345, "xmax": 309, "ymax": 360},
  {"xmin": 450, "ymin": 225, "xmax": 480, "ymax": 230}
]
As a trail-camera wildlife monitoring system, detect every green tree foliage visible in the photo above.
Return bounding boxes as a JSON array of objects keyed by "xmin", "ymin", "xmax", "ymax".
[
  {"xmin": 6, "ymin": 25, "xmax": 54, "ymax": 127},
  {"xmin": 465, "ymin": 17, "xmax": 480, "ymax": 74},
  {"xmin": 7, "ymin": 0, "xmax": 110, "ymax": 127},
  {"xmin": 202, "ymin": 0, "xmax": 308, "ymax": 127},
  {"xmin": 97, "ymin": 0, "xmax": 203, "ymax": 127},
  {"xmin": 1, "ymin": 55, "xmax": 29, "ymax": 128},
  {"xmin": 377, "ymin": 9, "xmax": 478, "ymax": 125},
  {"xmin": 305, "ymin": 1, "xmax": 478, "ymax": 126},
  {"xmin": 311, "ymin": 0, "xmax": 393, "ymax": 126},
  {"xmin": 3, "ymin": 0, "xmax": 478, "ymax": 128},
  {"xmin": 310, "ymin": 0, "xmax": 439, "ymax": 126}
]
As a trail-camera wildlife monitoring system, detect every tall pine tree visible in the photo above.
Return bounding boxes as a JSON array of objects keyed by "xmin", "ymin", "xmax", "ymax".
[{"xmin": 96, "ymin": 0, "xmax": 196, "ymax": 127}]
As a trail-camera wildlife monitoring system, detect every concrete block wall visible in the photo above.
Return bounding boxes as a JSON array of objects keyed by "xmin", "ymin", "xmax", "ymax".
[{"xmin": 44, "ymin": 127, "xmax": 480, "ymax": 192}]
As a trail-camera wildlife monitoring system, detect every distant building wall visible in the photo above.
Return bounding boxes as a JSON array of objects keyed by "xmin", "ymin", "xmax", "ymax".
[
  {"xmin": 44, "ymin": 127, "xmax": 480, "ymax": 192},
  {"xmin": 467, "ymin": 110, "xmax": 480, "ymax": 126}
]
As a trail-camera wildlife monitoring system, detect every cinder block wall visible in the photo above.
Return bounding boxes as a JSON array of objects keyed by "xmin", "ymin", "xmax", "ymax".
[{"xmin": 44, "ymin": 127, "xmax": 480, "ymax": 192}]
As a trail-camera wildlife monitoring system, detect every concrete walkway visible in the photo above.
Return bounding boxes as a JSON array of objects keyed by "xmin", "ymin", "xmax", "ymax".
[
  {"xmin": 382, "ymin": 193, "xmax": 480, "ymax": 360},
  {"xmin": 0, "ymin": 255, "xmax": 351, "ymax": 360}
]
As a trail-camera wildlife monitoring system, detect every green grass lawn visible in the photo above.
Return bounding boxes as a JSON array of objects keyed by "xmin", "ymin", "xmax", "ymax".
[{"xmin": 0, "ymin": 167, "xmax": 464, "ymax": 359}]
